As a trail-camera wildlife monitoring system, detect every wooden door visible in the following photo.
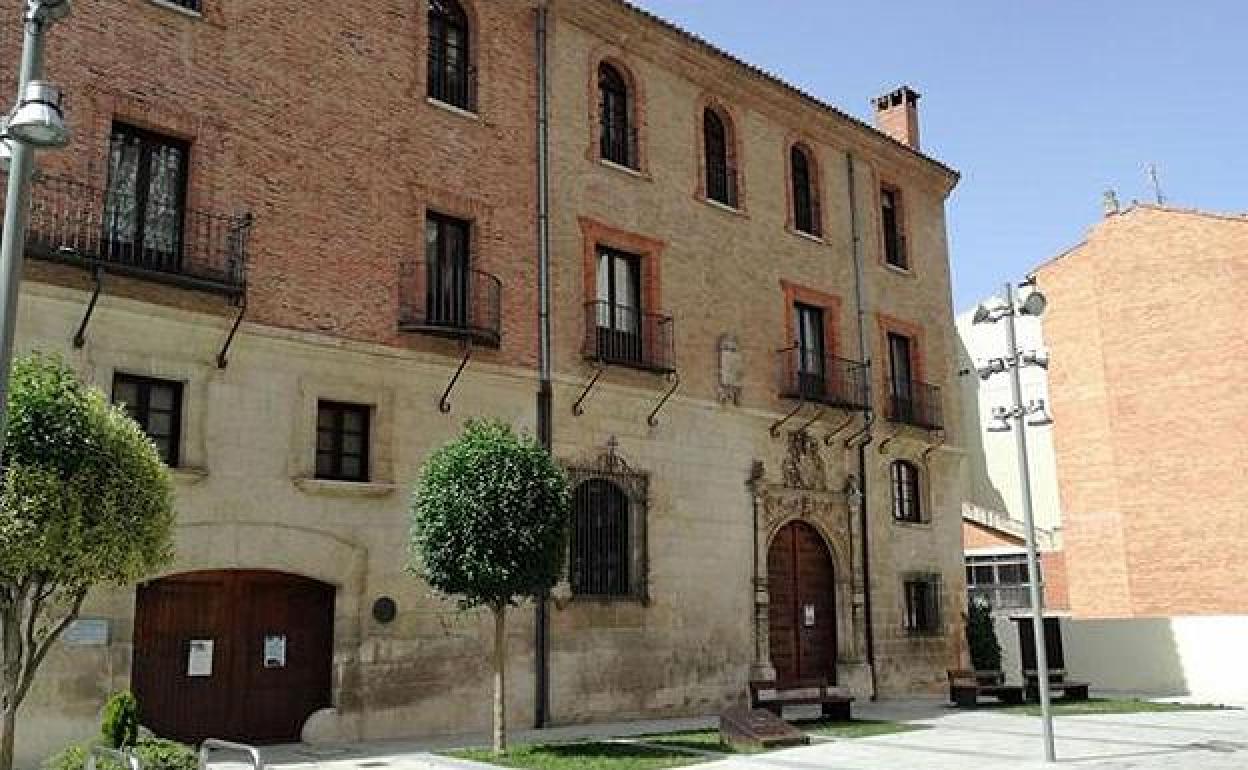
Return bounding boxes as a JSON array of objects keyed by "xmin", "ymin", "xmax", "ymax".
[
  {"xmin": 767, "ymin": 521, "xmax": 837, "ymax": 684},
  {"xmin": 133, "ymin": 571, "xmax": 334, "ymax": 745}
]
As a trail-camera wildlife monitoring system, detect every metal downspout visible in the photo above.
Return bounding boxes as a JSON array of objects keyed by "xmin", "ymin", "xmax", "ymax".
[
  {"xmin": 846, "ymin": 152, "xmax": 878, "ymax": 700},
  {"xmin": 534, "ymin": 0, "xmax": 553, "ymax": 729}
]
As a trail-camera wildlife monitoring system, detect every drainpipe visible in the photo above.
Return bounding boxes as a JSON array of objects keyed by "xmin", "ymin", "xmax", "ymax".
[
  {"xmin": 846, "ymin": 151, "xmax": 878, "ymax": 700},
  {"xmin": 534, "ymin": 0, "xmax": 553, "ymax": 729}
]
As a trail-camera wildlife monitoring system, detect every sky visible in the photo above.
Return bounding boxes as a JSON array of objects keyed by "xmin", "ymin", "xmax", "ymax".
[{"xmin": 630, "ymin": 0, "xmax": 1248, "ymax": 311}]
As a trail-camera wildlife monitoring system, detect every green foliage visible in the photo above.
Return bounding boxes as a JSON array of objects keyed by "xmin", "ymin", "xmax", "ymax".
[
  {"xmin": 966, "ymin": 597, "xmax": 1002, "ymax": 671},
  {"xmin": 0, "ymin": 353, "xmax": 175, "ymax": 598},
  {"xmin": 409, "ymin": 419, "xmax": 570, "ymax": 610},
  {"xmin": 99, "ymin": 692, "xmax": 139, "ymax": 749},
  {"xmin": 43, "ymin": 740, "xmax": 197, "ymax": 770}
]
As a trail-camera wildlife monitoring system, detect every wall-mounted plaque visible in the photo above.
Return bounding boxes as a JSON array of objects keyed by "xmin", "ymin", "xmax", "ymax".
[
  {"xmin": 187, "ymin": 639, "xmax": 214, "ymax": 677},
  {"xmin": 62, "ymin": 618, "xmax": 110, "ymax": 647}
]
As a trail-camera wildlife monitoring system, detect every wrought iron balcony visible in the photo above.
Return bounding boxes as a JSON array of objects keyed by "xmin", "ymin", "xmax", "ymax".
[
  {"xmin": 968, "ymin": 584, "xmax": 1037, "ymax": 612},
  {"xmin": 886, "ymin": 378, "xmax": 944, "ymax": 430},
  {"xmin": 777, "ymin": 348, "xmax": 869, "ymax": 411},
  {"xmin": 398, "ymin": 260, "xmax": 501, "ymax": 347},
  {"xmin": 582, "ymin": 301, "xmax": 675, "ymax": 374},
  {"xmin": 0, "ymin": 173, "xmax": 249, "ymax": 296}
]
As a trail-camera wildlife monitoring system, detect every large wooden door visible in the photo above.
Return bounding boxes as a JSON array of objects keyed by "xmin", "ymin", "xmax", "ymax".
[
  {"xmin": 133, "ymin": 571, "xmax": 334, "ymax": 745},
  {"xmin": 767, "ymin": 521, "xmax": 837, "ymax": 684}
]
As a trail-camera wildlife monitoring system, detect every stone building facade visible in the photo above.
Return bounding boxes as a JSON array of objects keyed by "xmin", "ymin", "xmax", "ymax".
[{"xmin": 4, "ymin": 1, "xmax": 964, "ymax": 765}]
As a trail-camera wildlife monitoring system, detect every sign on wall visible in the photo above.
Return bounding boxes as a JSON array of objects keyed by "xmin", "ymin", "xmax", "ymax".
[
  {"xmin": 187, "ymin": 639, "xmax": 214, "ymax": 677},
  {"xmin": 264, "ymin": 634, "xmax": 287, "ymax": 668}
]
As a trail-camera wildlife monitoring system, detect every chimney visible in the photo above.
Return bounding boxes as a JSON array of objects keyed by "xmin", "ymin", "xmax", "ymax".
[
  {"xmin": 1102, "ymin": 189, "xmax": 1121, "ymax": 218},
  {"xmin": 872, "ymin": 86, "xmax": 921, "ymax": 151}
]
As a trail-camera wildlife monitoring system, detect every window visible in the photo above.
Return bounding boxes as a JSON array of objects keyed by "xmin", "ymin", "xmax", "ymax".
[
  {"xmin": 881, "ymin": 187, "xmax": 907, "ymax": 269},
  {"xmin": 316, "ymin": 401, "xmax": 370, "ymax": 482},
  {"xmin": 703, "ymin": 108, "xmax": 736, "ymax": 207},
  {"xmin": 966, "ymin": 553, "xmax": 1041, "ymax": 610},
  {"xmin": 903, "ymin": 576, "xmax": 942, "ymax": 634},
  {"xmin": 794, "ymin": 302, "xmax": 826, "ymax": 399},
  {"xmin": 164, "ymin": 0, "xmax": 202, "ymax": 11},
  {"xmin": 598, "ymin": 63, "xmax": 634, "ymax": 168},
  {"xmin": 105, "ymin": 123, "xmax": 189, "ymax": 271},
  {"xmin": 888, "ymin": 331, "xmax": 915, "ymax": 419},
  {"xmin": 791, "ymin": 145, "xmax": 819, "ymax": 236},
  {"xmin": 113, "ymin": 374, "xmax": 183, "ymax": 467},
  {"xmin": 428, "ymin": 0, "xmax": 473, "ymax": 110},
  {"xmin": 594, "ymin": 246, "xmax": 642, "ymax": 363},
  {"xmin": 571, "ymin": 479, "xmax": 631, "ymax": 597},
  {"xmin": 425, "ymin": 212, "xmax": 470, "ymax": 328},
  {"xmin": 891, "ymin": 460, "xmax": 922, "ymax": 522}
]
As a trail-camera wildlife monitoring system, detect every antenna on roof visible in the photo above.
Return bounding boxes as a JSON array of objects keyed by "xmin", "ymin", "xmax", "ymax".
[{"xmin": 1146, "ymin": 163, "xmax": 1166, "ymax": 205}]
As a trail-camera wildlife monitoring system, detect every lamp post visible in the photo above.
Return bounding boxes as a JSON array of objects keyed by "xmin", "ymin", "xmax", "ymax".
[
  {"xmin": 972, "ymin": 277, "xmax": 1056, "ymax": 762},
  {"xmin": 0, "ymin": 0, "xmax": 72, "ymax": 449}
]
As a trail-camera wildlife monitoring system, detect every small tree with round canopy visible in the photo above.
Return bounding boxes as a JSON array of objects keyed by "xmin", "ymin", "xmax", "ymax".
[{"xmin": 409, "ymin": 419, "xmax": 569, "ymax": 755}]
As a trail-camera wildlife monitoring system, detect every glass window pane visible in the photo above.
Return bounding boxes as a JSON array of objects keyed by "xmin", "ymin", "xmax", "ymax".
[
  {"xmin": 147, "ymin": 412, "xmax": 172, "ymax": 438},
  {"xmin": 317, "ymin": 407, "xmax": 336, "ymax": 431},
  {"xmin": 150, "ymin": 384, "xmax": 175, "ymax": 411},
  {"xmin": 340, "ymin": 456, "xmax": 362, "ymax": 480},
  {"xmin": 114, "ymin": 381, "xmax": 138, "ymax": 409},
  {"xmin": 342, "ymin": 433, "xmax": 363, "ymax": 456},
  {"xmin": 342, "ymin": 409, "xmax": 365, "ymax": 434},
  {"xmin": 317, "ymin": 430, "xmax": 335, "ymax": 452},
  {"xmin": 316, "ymin": 453, "xmax": 335, "ymax": 478}
]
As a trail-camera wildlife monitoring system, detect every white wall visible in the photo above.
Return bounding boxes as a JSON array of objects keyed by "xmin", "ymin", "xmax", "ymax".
[{"xmin": 993, "ymin": 615, "xmax": 1248, "ymax": 705}]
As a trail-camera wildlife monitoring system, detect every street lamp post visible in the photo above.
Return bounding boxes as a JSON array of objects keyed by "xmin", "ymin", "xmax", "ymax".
[
  {"xmin": 0, "ymin": 0, "xmax": 72, "ymax": 450},
  {"xmin": 973, "ymin": 277, "xmax": 1056, "ymax": 763}
]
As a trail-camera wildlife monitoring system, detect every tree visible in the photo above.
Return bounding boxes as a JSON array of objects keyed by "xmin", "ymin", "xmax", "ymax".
[
  {"xmin": 409, "ymin": 420, "xmax": 569, "ymax": 755},
  {"xmin": 966, "ymin": 596, "xmax": 1003, "ymax": 672},
  {"xmin": 0, "ymin": 355, "xmax": 175, "ymax": 770}
]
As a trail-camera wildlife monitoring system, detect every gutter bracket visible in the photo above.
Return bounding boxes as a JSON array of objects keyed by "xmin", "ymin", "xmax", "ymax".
[
  {"xmin": 796, "ymin": 405, "xmax": 826, "ymax": 434},
  {"xmin": 823, "ymin": 413, "xmax": 857, "ymax": 445},
  {"xmin": 439, "ymin": 343, "xmax": 473, "ymax": 414},
  {"xmin": 877, "ymin": 422, "xmax": 903, "ymax": 455},
  {"xmin": 72, "ymin": 266, "xmax": 104, "ymax": 349},
  {"xmin": 770, "ymin": 397, "xmax": 806, "ymax": 437},
  {"xmin": 572, "ymin": 362, "xmax": 605, "ymax": 417},
  {"xmin": 646, "ymin": 371, "xmax": 680, "ymax": 427},
  {"xmin": 216, "ymin": 295, "xmax": 248, "ymax": 369},
  {"xmin": 843, "ymin": 412, "xmax": 875, "ymax": 450},
  {"xmin": 921, "ymin": 429, "xmax": 947, "ymax": 469}
]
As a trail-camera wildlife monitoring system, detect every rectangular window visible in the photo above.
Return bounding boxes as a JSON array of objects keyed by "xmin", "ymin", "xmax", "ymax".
[
  {"xmin": 105, "ymin": 123, "xmax": 190, "ymax": 272},
  {"xmin": 425, "ymin": 212, "xmax": 470, "ymax": 328},
  {"xmin": 316, "ymin": 401, "xmax": 371, "ymax": 482},
  {"xmin": 594, "ymin": 246, "xmax": 642, "ymax": 363},
  {"xmin": 881, "ymin": 187, "xmax": 907, "ymax": 269},
  {"xmin": 113, "ymin": 374, "xmax": 183, "ymax": 467},
  {"xmin": 794, "ymin": 302, "xmax": 826, "ymax": 399},
  {"xmin": 904, "ymin": 577, "xmax": 942, "ymax": 634},
  {"xmin": 888, "ymin": 331, "xmax": 915, "ymax": 421},
  {"xmin": 164, "ymin": 0, "xmax": 202, "ymax": 11}
]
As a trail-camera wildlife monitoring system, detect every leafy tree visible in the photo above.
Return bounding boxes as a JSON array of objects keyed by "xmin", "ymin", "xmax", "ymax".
[
  {"xmin": 409, "ymin": 420, "xmax": 569, "ymax": 755},
  {"xmin": 100, "ymin": 691, "xmax": 140, "ymax": 750},
  {"xmin": 966, "ymin": 597, "xmax": 1003, "ymax": 672},
  {"xmin": 0, "ymin": 355, "xmax": 175, "ymax": 770}
]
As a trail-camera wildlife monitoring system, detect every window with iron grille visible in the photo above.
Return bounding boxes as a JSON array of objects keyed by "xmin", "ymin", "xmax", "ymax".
[
  {"xmin": 791, "ymin": 145, "xmax": 819, "ymax": 236},
  {"xmin": 891, "ymin": 460, "xmax": 923, "ymax": 522},
  {"xmin": 881, "ymin": 186, "xmax": 907, "ymax": 269},
  {"xmin": 567, "ymin": 449, "xmax": 648, "ymax": 601},
  {"xmin": 113, "ymin": 374, "xmax": 183, "ymax": 467},
  {"xmin": 425, "ymin": 212, "xmax": 471, "ymax": 328},
  {"xmin": 598, "ymin": 63, "xmax": 634, "ymax": 168},
  {"xmin": 428, "ymin": 0, "xmax": 473, "ymax": 110},
  {"xmin": 316, "ymin": 401, "xmax": 371, "ymax": 482},
  {"xmin": 903, "ymin": 575, "xmax": 942, "ymax": 634},
  {"xmin": 704, "ymin": 108, "xmax": 736, "ymax": 207},
  {"xmin": 105, "ymin": 123, "xmax": 190, "ymax": 272}
]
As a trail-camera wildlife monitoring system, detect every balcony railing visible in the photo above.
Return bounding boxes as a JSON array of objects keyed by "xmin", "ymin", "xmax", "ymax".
[
  {"xmin": 777, "ymin": 348, "xmax": 869, "ymax": 411},
  {"xmin": 706, "ymin": 159, "xmax": 738, "ymax": 208},
  {"xmin": 0, "ymin": 173, "xmax": 249, "ymax": 296},
  {"xmin": 398, "ymin": 259, "xmax": 501, "ymax": 347},
  {"xmin": 886, "ymin": 378, "xmax": 943, "ymax": 430},
  {"xmin": 968, "ymin": 584, "xmax": 1038, "ymax": 612},
  {"xmin": 582, "ymin": 301, "xmax": 675, "ymax": 374}
]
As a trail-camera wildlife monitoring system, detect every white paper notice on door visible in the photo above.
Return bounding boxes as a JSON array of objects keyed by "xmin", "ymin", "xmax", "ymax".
[
  {"xmin": 187, "ymin": 639, "xmax": 214, "ymax": 677},
  {"xmin": 803, "ymin": 604, "xmax": 816, "ymax": 628},
  {"xmin": 264, "ymin": 634, "xmax": 287, "ymax": 668}
]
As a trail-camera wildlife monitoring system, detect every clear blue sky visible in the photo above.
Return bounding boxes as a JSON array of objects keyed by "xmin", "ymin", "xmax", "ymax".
[{"xmin": 631, "ymin": 0, "xmax": 1247, "ymax": 311}]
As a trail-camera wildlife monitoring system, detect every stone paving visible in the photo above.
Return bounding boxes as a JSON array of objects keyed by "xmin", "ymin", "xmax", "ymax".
[{"xmin": 244, "ymin": 697, "xmax": 1248, "ymax": 770}]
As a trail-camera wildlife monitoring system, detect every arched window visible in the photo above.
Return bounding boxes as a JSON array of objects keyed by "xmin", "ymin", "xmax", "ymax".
[
  {"xmin": 791, "ymin": 145, "xmax": 819, "ymax": 236},
  {"xmin": 703, "ymin": 108, "xmax": 737, "ymax": 207},
  {"xmin": 891, "ymin": 460, "xmax": 922, "ymax": 522},
  {"xmin": 571, "ymin": 479, "xmax": 631, "ymax": 596},
  {"xmin": 428, "ymin": 0, "xmax": 473, "ymax": 110},
  {"xmin": 598, "ymin": 63, "xmax": 634, "ymax": 168}
]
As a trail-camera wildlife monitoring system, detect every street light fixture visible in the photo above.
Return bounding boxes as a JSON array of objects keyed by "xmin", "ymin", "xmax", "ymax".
[
  {"xmin": 0, "ymin": 119, "xmax": 12, "ymax": 173},
  {"xmin": 6, "ymin": 80, "xmax": 69, "ymax": 147}
]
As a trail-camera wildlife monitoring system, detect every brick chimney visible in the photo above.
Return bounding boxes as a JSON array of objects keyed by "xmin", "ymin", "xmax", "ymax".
[{"xmin": 872, "ymin": 86, "xmax": 921, "ymax": 151}]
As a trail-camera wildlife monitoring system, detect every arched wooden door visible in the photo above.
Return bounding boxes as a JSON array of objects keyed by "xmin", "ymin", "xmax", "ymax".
[
  {"xmin": 767, "ymin": 520, "xmax": 837, "ymax": 684},
  {"xmin": 132, "ymin": 570, "xmax": 334, "ymax": 745}
]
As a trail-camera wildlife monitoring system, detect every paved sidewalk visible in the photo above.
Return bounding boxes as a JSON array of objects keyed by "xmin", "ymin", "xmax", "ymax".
[{"xmin": 243, "ymin": 698, "xmax": 1248, "ymax": 770}]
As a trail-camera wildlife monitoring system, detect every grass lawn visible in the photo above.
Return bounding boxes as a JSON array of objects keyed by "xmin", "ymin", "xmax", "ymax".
[
  {"xmin": 446, "ymin": 742, "xmax": 708, "ymax": 770},
  {"xmin": 1000, "ymin": 698, "xmax": 1236, "ymax": 717},
  {"xmin": 795, "ymin": 718, "xmax": 930, "ymax": 739}
]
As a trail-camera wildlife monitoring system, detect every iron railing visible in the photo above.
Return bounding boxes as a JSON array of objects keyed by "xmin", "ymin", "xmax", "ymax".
[
  {"xmin": 886, "ymin": 378, "xmax": 943, "ymax": 430},
  {"xmin": 969, "ymin": 584, "xmax": 1037, "ymax": 612},
  {"xmin": 600, "ymin": 125, "xmax": 639, "ymax": 169},
  {"xmin": 398, "ymin": 259, "xmax": 501, "ymax": 347},
  {"xmin": 428, "ymin": 55, "xmax": 477, "ymax": 112},
  {"xmin": 706, "ymin": 158, "xmax": 738, "ymax": 208},
  {"xmin": 582, "ymin": 301, "xmax": 675, "ymax": 373},
  {"xmin": 777, "ymin": 347, "xmax": 869, "ymax": 410},
  {"xmin": 0, "ymin": 173, "xmax": 249, "ymax": 296}
]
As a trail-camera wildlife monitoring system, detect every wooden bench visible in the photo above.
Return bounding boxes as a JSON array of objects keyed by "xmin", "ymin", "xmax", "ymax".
[
  {"xmin": 947, "ymin": 669, "xmax": 1024, "ymax": 707},
  {"xmin": 749, "ymin": 679, "xmax": 853, "ymax": 720},
  {"xmin": 1023, "ymin": 669, "xmax": 1090, "ymax": 702}
]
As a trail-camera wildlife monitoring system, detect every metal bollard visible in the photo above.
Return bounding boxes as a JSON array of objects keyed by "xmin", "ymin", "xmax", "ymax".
[
  {"xmin": 86, "ymin": 746, "xmax": 142, "ymax": 770},
  {"xmin": 198, "ymin": 739, "xmax": 263, "ymax": 770}
]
